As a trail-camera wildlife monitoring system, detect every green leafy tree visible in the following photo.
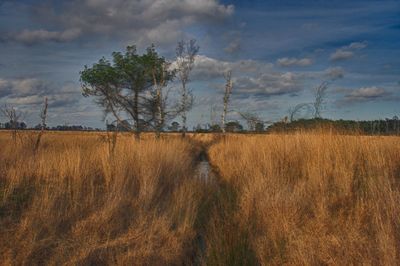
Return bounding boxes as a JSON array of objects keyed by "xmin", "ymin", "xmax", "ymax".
[
  {"xmin": 80, "ymin": 45, "xmax": 175, "ymax": 139},
  {"xmin": 168, "ymin": 121, "xmax": 180, "ymax": 132},
  {"xmin": 225, "ymin": 121, "xmax": 243, "ymax": 132},
  {"xmin": 208, "ymin": 123, "xmax": 222, "ymax": 132},
  {"xmin": 255, "ymin": 122, "xmax": 264, "ymax": 132}
]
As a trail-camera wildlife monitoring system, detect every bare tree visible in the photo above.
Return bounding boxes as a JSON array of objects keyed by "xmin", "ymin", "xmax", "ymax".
[
  {"xmin": 147, "ymin": 51, "xmax": 181, "ymax": 138},
  {"xmin": 288, "ymin": 103, "xmax": 313, "ymax": 122},
  {"xmin": 0, "ymin": 105, "xmax": 24, "ymax": 143},
  {"xmin": 313, "ymin": 81, "xmax": 329, "ymax": 118},
  {"xmin": 221, "ymin": 70, "xmax": 233, "ymax": 133},
  {"xmin": 287, "ymin": 81, "xmax": 330, "ymax": 123},
  {"xmin": 393, "ymin": 116, "xmax": 399, "ymax": 135},
  {"xmin": 239, "ymin": 111, "xmax": 262, "ymax": 131},
  {"xmin": 176, "ymin": 39, "xmax": 199, "ymax": 137},
  {"xmin": 34, "ymin": 97, "xmax": 48, "ymax": 152},
  {"xmin": 152, "ymin": 63, "xmax": 166, "ymax": 137},
  {"xmin": 104, "ymin": 119, "xmax": 119, "ymax": 157},
  {"xmin": 210, "ymin": 104, "xmax": 218, "ymax": 126}
]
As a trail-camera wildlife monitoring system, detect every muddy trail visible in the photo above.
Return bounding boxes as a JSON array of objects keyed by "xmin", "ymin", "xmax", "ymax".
[{"xmin": 189, "ymin": 136, "xmax": 258, "ymax": 266}]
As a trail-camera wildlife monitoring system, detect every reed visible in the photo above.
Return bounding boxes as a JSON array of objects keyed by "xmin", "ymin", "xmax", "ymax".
[
  {"xmin": 0, "ymin": 132, "xmax": 204, "ymax": 265},
  {"xmin": 1, "ymin": 131, "xmax": 399, "ymax": 265},
  {"xmin": 208, "ymin": 132, "xmax": 400, "ymax": 265}
]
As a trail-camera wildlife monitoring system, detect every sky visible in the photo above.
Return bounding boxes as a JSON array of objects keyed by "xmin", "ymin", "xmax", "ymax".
[{"xmin": 0, "ymin": 0, "xmax": 399, "ymax": 129}]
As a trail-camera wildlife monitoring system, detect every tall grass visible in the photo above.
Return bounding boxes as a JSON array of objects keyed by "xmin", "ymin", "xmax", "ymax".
[
  {"xmin": 0, "ymin": 132, "xmax": 204, "ymax": 265},
  {"xmin": 1, "ymin": 131, "xmax": 399, "ymax": 265},
  {"xmin": 208, "ymin": 132, "xmax": 400, "ymax": 265}
]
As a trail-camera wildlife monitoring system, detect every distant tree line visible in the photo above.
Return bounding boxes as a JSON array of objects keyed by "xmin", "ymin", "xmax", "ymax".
[
  {"xmin": 2, "ymin": 114, "xmax": 400, "ymax": 135},
  {"xmin": 0, "ymin": 123, "xmax": 101, "ymax": 131},
  {"xmin": 267, "ymin": 117, "xmax": 400, "ymax": 135},
  {"xmin": 2, "ymin": 117, "xmax": 399, "ymax": 135},
  {"xmin": 0, "ymin": 121, "xmax": 27, "ymax": 130}
]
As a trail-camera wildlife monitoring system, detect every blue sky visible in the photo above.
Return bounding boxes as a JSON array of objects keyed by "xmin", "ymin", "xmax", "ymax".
[{"xmin": 0, "ymin": 0, "xmax": 399, "ymax": 128}]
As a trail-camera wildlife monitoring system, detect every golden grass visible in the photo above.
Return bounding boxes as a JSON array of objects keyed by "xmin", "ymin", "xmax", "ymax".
[
  {"xmin": 208, "ymin": 133, "xmax": 400, "ymax": 265},
  {"xmin": 1, "ymin": 130, "xmax": 399, "ymax": 265},
  {"xmin": 0, "ymin": 131, "xmax": 205, "ymax": 265}
]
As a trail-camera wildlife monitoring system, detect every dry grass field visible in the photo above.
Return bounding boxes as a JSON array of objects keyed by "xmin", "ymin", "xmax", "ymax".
[
  {"xmin": 0, "ymin": 132, "xmax": 207, "ymax": 265},
  {"xmin": 208, "ymin": 132, "xmax": 400, "ymax": 265},
  {"xmin": 0, "ymin": 130, "xmax": 399, "ymax": 265}
]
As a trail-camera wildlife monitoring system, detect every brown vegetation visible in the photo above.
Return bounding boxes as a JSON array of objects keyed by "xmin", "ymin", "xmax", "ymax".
[
  {"xmin": 1, "ymin": 130, "xmax": 399, "ymax": 265},
  {"xmin": 208, "ymin": 132, "xmax": 400, "ymax": 265},
  {"xmin": 0, "ymin": 132, "xmax": 205, "ymax": 265}
]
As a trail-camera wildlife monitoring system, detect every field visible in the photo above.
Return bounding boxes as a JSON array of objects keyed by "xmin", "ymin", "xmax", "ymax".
[{"xmin": 0, "ymin": 130, "xmax": 399, "ymax": 265}]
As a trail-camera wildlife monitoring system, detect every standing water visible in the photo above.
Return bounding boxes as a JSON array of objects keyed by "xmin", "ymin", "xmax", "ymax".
[
  {"xmin": 193, "ymin": 149, "xmax": 215, "ymax": 264},
  {"xmin": 195, "ymin": 151, "xmax": 215, "ymax": 183}
]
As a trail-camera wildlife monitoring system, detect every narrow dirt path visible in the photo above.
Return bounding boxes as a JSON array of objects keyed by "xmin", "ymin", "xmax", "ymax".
[{"xmin": 188, "ymin": 135, "xmax": 258, "ymax": 265}]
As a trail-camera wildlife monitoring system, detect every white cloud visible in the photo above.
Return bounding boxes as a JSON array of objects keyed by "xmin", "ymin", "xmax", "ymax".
[
  {"xmin": 184, "ymin": 55, "xmax": 303, "ymax": 97},
  {"xmin": 0, "ymin": 78, "xmax": 13, "ymax": 97},
  {"xmin": 233, "ymin": 72, "xmax": 303, "ymax": 97},
  {"xmin": 324, "ymin": 67, "xmax": 345, "ymax": 80},
  {"xmin": 343, "ymin": 86, "xmax": 390, "ymax": 102},
  {"xmin": 348, "ymin": 41, "xmax": 368, "ymax": 50},
  {"xmin": 224, "ymin": 39, "xmax": 241, "ymax": 54},
  {"xmin": 10, "ymin": 0, "xmax": 234, "ymax": 45},
  {"xmin": 330, "ymin": 50, "xmax": 354, "ymax": 61},
  {"xmin": 190, "ymin": 55, "xmax": 273, "ymax": 80},
  {"xmin": 139, "ymin": 20, "xmax": 184, "ymax": 46},
  {"xmin": 277, "ymin": 57, "xmax": 313, "ymax": 67},
  {"xmin": 12, "ymin": 28, "xmax": 82, "ymax": 45},
  {"xmin": 0, "ymin": 78, "xmax": 81, "ymax": 109},
  {"xmin": 330, "ymin": 40, "xmax": 367, "ymax": 61},
  {"xmin": 223, "ymin": 30, "xmax": 242, "ymax": 54}
]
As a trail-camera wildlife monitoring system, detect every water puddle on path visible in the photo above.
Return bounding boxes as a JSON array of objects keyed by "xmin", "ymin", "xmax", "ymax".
[
  {"xmin": 193, "ymin": 150, "xmax": 215, "ymax": 265},
  {"xmin": 195, "ymin": 151, "xmax": 215, "ymax": 183}
]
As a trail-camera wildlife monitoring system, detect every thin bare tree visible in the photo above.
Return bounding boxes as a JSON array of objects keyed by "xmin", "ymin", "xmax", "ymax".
[
  {"xmin": 147, "ymin": 54, "xmax": 181, "ymax": 138},
  {"xmin": 34, "ymin": 97, "xmax": 48, "ymax": 152},
  {"xmin": 313, "ymin": 81, "xmax": 329, "ymax": 118},
  {"xmin": 239, "ymin": 111, "xmax": 262, "ymax": 131},
  {"xmin": 393, "ymin": 115, "xmax": 399, "ymax": 135},
  {"xmin": 176, "ymin": 39, "xmax": 199, "ymax": 137},
  {"xmin": 105, "ymin": 119, "xmax": 119, "ymax": 157},
  {"xmin": 221, "ymin": 70, "xmax": 233, "ymax": 133},
  {"xmin": 210, "ymin": 104, "xmax": 218, "ymax": 126},
  {"xmin": 0, "ymin": 105, "xmax": 24, "ymax": 143},
  {"xmin": 288, "ymin": 103, "xmax": 313, "ymax": 122},
  {"xmin": 152, "ymin": 63, "xmax": 166, "ymax": 137}
]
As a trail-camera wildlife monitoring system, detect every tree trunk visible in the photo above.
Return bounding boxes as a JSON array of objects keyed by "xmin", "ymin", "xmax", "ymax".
[
  {"xmin": 152, "ymin": 67, "xmax": 165, "ymax": 140},
  {"xmin": 221, "ymin": 103, "xmax": 227, "ymax": 133},
  {"xmin": 156, "ymin": 87, "xmax": 163, "ymax": 139},
  {"xmin": 181, "ymin": 82, "xmax": 187, "ymax": 138},
  {"xmin": 221, "ymin": 71, "xmax": 232, "ymax": 134},
  {"xmin": 134, "ymin": 89, "xmax": 140, "ymax": 141}
]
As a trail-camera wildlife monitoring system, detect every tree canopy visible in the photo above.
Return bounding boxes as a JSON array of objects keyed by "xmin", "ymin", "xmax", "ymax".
[{"xmin": 80, "ymin": 45, "xmax": 175, "ymax": 138}]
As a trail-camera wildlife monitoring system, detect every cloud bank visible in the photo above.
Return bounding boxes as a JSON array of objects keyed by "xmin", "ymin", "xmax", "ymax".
[
  {"xmin": 0, "ymin": 78, "xmax": 81, "ymax": 108},
  {"xmin": 343, "ymin": 87, "xmax": 390, "ymax": 102},
  {"xmin": 5, "ymin": 0, "xmax": 234, "ymax": 46}
]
